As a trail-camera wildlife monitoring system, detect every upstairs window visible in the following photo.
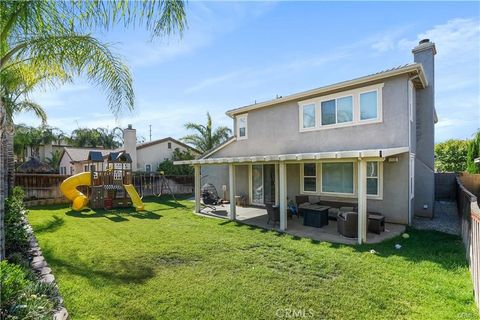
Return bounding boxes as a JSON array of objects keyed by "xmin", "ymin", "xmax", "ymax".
[
  {"xmin": 168, "ymin": 142, "xmax": 172, "ymax": 149},
  {"xmin": 321, "ymin": 96, "xmax": 353, "ymax": 126},
  {"xmin": 302, "ymin": 104, "xmax": 316, "ymax": 129},
  {"xmin": 298, "ymin": 84, "xmax": 383, "ymax": 132},
  {"xmin": 145, "ymin": 164, "xmax": 151, "ymax": 172},
  {"xmin": 237, "ymin": 114, "xmax": 248, "ymax": 140},
  {"xmin": 360, "ymin": 91, "xmax": 378, "ymax": 121}
]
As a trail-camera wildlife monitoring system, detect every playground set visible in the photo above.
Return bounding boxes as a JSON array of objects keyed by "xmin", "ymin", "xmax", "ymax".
[{"xmin": 60, "ymin": 151, "xmax": 145, "ymax": 211}]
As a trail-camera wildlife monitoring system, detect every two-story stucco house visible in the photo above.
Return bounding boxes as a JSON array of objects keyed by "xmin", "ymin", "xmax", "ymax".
[{"xmin": 176, "ymin": 39, "xmax": 437, "ymax": 244}]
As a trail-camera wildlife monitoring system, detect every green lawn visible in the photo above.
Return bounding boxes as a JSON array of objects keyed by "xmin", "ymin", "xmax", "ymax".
[{"xmin": 28, "ymin": 197, "xmax": 477, "ymax": 319}]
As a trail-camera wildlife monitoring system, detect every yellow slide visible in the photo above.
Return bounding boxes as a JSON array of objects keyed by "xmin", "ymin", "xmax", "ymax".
[
  {"xmin": 123, "ymin": 184, "xmax": 145, "ymax": 211},
  {"xmin": 60, "ymin": 172, "xmax": 91, "ymax": 211}
]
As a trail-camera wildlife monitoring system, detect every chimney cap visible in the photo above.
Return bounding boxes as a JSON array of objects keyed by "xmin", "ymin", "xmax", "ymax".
[
  {"xmin": 127, "ymin": 124, "xmax": 132, "ymax": 129},
  {"xmin": 412, "ymin": 39, "xmax": 436, "ymax": 55}
]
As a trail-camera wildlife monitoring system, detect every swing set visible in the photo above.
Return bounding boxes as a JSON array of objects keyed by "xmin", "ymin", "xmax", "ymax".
[{"xmin": 133, "ymin": 171, "xmax": 177, "ymax": 202}]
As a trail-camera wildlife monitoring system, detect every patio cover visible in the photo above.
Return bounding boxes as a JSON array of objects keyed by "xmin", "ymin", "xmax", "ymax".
[{"xmin": 173, "ymin": 146, "xmax": 409, "ymax": 165}]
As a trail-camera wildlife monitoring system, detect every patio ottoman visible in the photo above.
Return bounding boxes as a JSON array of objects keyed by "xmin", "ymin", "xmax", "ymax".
[
  {"xmin": 303, "ymin": 205, "xmax": 329, "ymax": 228},
  {"xmin": 368, "ymin": 214, "xmax": 385, "ymax": 234}
]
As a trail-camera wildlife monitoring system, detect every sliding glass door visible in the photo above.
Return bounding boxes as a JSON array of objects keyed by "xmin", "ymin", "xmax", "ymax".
[
  {"xmin": 251, "ymin": 164, "xmax": 276, "ymax": 205},
  {"xmin": 252, "ymin": 165, "xmax": 264, "ymax": 204}
]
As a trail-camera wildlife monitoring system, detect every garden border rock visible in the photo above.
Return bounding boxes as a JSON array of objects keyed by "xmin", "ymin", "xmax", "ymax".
[{"xmin": 23, "ymin": 215, "xmax": 69, "ymax": 320}]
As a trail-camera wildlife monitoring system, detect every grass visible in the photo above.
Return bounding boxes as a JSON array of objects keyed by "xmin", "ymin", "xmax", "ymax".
[{"xmin": 28, "ymin": 196, "xmax": 477, "ymax": 319}]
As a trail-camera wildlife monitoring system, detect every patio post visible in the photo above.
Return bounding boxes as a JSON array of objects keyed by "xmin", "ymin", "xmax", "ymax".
[
  {"xmin": 279, "ymin": 162, "xmax": 287, "ymax": 231},
  {"xmin": 228, "ymin": 164, "xmax": 236, "ymax": 220},
  {"xmin": 194, "ymin": 165, "xmax": 201, "ymax": 213},
  {"xmin": 357, "ymin": 159, "xmax": 367, "ymax": 244}
]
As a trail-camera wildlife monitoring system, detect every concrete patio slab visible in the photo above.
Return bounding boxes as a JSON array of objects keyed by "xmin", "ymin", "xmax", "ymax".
[{"xmin": 197, "ymin": 204, "xmax": 405, "ymax": 245}]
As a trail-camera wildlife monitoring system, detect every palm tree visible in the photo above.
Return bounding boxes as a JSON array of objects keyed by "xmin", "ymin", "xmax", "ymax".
[
  {"xmin": 182, "ymin": 112, "xmax": 232, "ymax": 153},
  {"xmin": 0, "ymin": 0, "xmax": 187, "ymax": 259},
  {"xmin": 45, "ymin": 149, "xmax": 62, "ymax": 173},
  {"xmin": 96, "ymin": 127, "xmax": 124, "ymax": 149}
]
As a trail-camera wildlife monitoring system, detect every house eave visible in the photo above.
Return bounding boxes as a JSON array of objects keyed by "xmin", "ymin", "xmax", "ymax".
[{"xmin": 226, "ymin": 63, "xmax": 427, "ymax": 118}]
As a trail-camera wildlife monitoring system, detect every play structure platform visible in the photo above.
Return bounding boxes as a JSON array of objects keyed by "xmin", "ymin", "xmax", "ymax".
[{"xmin": 60, "ymin": 151, "xmax": 144, "ymax": 211}]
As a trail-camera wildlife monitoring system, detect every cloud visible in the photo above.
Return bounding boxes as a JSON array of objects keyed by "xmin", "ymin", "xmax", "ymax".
[{"xmin": 125, "ymin": 2, "xmax": 276, "ymax": 67}]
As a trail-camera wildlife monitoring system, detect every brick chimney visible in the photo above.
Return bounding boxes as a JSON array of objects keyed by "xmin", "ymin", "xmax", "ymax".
[{"xmin": 123, "ymin": 124, "xmax": 137, "ymax": 171}]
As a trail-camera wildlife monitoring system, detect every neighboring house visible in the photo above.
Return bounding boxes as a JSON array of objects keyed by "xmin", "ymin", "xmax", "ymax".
[
  {"xmin": 136, "ymin": 137, "xmax": 200, "ymax": 173},
  {"xmin": 59, "ymin": 147, "xmax": 115, "ymax": 175},
  {"xmin": 176, "ymin": 39, "xmax": 437, "ymax": 244},
  {"xmin": 25, "ymin": 140, "xmax": 68, "ymax": 162},
  {"xmin": 58, "ymin": 125, "xmax": 199, "ymax": 174}
]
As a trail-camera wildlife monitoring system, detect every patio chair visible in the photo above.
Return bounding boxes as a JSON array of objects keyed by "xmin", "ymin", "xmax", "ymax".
[
  {"xmin": 266, "ymin": 203, "xmax": 280, "ymax": 227},
  {"xmin": 337, "ymin": 211, "xmax": 358, "ymax": 238},
  {"xmin": 287, "ymin": 199, "xmax": 299, "ymax": 219},
  {"xmin": 201, "ymin": 183, "xmax": 222, "ymax": 212}
]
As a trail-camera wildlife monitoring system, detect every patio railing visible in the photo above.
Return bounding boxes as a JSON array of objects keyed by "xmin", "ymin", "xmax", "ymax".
[{"xmin": 456, "ymin": 176, "xmax": 480, "ymax": 308}]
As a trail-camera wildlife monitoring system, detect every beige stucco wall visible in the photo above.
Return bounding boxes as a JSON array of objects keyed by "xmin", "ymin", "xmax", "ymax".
[{"xmin": 137, "ymin": 140, "xmax": 191, "ymax": 172}]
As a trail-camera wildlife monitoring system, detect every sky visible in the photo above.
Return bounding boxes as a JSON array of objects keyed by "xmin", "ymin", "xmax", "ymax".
[{"xmin": 16, "ymin": 1, "xmax": 480, "ymax": 143}]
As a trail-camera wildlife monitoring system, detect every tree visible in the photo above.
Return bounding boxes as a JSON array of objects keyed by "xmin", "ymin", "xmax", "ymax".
[
  {"xmin": 181, "ymin": 113, "xmax": 231, "ymax": 153},
  {"xmin": 467, "ymin": 130, "xmax": 480, "ymax": 174},
  {"xmin": 434, "ymin": 139, "xmax": 469, "ymax": 173},
  {"xmin": 157, "ymin": 148, "xmax": 195, "ymax": 175},
  {"xmin": 68, "ymin": 127, "xmax": 123, "ymax": 149},
  {"xmin": 13, "ymin": 124, "xmax": 64, "ymax": 162},
  {"xmin": 0, "ymin": 0, "xmax": 187, "ymax": 259},
  {"xmin": 45, "ymin": 150, "xmax": 62, "ymax": 173}
]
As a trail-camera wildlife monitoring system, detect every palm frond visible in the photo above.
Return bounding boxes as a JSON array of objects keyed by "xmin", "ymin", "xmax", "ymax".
[{"xmin": 3, "ymin": 34, "xmax": 134, "ymax": 116}]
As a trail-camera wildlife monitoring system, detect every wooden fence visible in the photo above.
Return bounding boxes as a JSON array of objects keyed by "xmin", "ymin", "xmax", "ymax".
[
  {"xmin": 14, "ymin": 173, "xmax": 194, "ymax": 206},
  {"xmin": 15, "ymin": 174, "xmax": 70, "ymax": 206},
  {"xmin": 456, "ymin": 176, "xmax": 480, "ymax": 308}
]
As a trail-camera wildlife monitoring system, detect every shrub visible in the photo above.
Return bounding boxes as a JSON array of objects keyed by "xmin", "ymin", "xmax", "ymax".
[
  {"xmin": 434, "ymin": 139, "xmax": 469, "ymax": 172},
  {"xmin": 0, "ymin": 261, "xmax": 56, "ymax": 320},
  {"xmin": 157, "ymin": 148, "xmax": 195, "ymax": 175},
  {"xmin": 5, "ymin": 186, "xmax": 29, "ymax": 259}
]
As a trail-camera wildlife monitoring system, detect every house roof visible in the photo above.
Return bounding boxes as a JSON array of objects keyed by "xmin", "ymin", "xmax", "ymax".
[
  {"xmin": 226, "ymin": 63, "xmax": 427, "ymax": 117},
  {"xmin": 174, "ymin": 147, "xmax": 410, "ymax": 166},
  {"xmin": 108, "ymin": 151, "xmax": 132, "ymax": 163},
  {"xmin": 62, "ymin": 147, "xmax": 116, "ymax": 163},
  {"xmin": 17, "ymin": 157, "xmax": 56, "ymax": 173},
  {"xmin": 88, "ymin": 151, "xmax": 104, "ymax": 162},
  {"xmin": 136, "ymin": 137, "xmax": 201, "ymax": 154},
  {"xmin": 199, "ymin": 136, "xmax": 236, "ymax": 159}
]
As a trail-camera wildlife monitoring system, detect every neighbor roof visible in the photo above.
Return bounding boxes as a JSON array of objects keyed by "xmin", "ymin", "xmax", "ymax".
[
  {"xmin": 62, "ymin": 147, "xmax": 116, "ymax": 163},
  {"xmin": 136, "ymin": 137, "xmax": 201, "ymax": 154},
  {"xmin": 226, "ymin": 63, "xmax": 427, "ymax": 117}
]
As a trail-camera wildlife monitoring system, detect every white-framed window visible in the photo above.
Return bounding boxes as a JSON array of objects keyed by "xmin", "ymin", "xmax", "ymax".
[
  {"xmin": 408, "ymin": 81, "xmax": 414, "ymax": 122},
  {"xmin": 300, "ymin": 160, "xmax": 383, "ymax": 199},
  {"xmin": 302, "ymin": 163, "xmax": 317, "ymax": 193},
  {"xmin": 300, "ymin": 103, "xmax": 316, "ymax": 129},
  {"xmin": 321, "ymin": 162, "xmax": 354, "ymax": 195},
  {"xmin": 321, "ymin": 95, "xmax": 353, "ymax": 126},
  {"xmin": 359, "ymin": 90, "xmax": 378, "ymax": 121},
  {"xmin": 298, "ymin": 83, "xmax": 383, "ymax": 132},
  {"xmin": 366, "ymin": 161, "xmax": 379, "ymax": 196},
  {"xmin": 237, "ymin": 114, "xmax": 248, "ymax": 140},
  {"xmin": 70, "ymin": 167, "xmax": 74, "ymax": 175},
  {"xmin": 168, "ymin": 142, "xmax": 172, "ymax": 149},
  {"xmin": 84, "ymin": 165, "xmax": 89, "ymax": 172},
  {"xmin": 145, "ymin": 164, "xmax": 151, "ymax": 172}
]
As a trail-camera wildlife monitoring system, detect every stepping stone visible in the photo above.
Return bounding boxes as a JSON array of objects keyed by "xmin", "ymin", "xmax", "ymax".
[
  {"xmin": 41, "ymin": 274, "xmax": 55, "ymax": 284},
  {"xmin": 54, "ymin": 307, "xmax": 69, "ymax": 320},
  {"xmin": 38, "ymin": 267, "xmax": 52, "ymax": 275},
  {"xmin": 32, "ymin": 260, "xmax": 47, "ymax": 269}
]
